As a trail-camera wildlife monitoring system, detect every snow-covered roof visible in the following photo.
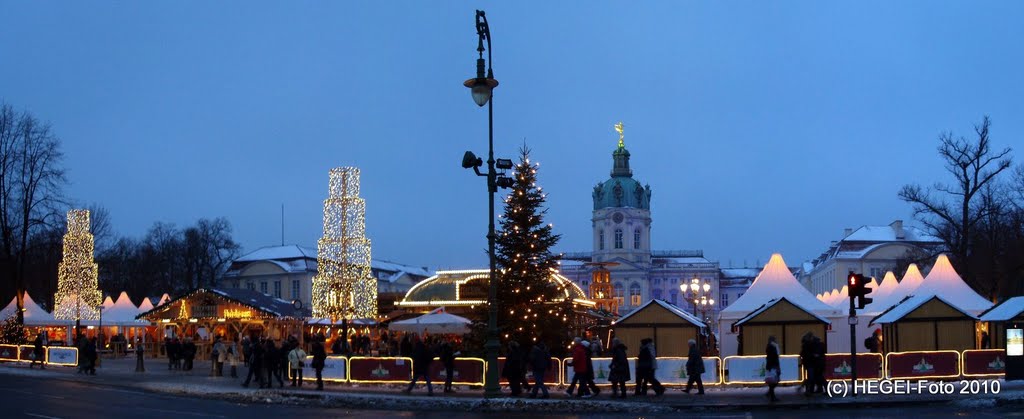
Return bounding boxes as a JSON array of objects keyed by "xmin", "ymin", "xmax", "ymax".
[
  {"xmin": 236, "ymin": 245, "xmax": 317, "ymax": 262},
  {"xmin": 871, "ymin": 294, "xmax": 976, "ymax": 325},
  {"xmin": 864, "ymin": 271, "xmax": 900, "ymax": 312},
  {"xmin": 734, "ymin": 297, "xmax": 832, "ymax": 326},
  {"xmin": 616, "ymin": 299, "xmax": 706, "ymax": 328},
  {"xmin": 909, "ymin": 254, "xmax": 992, "ymax": 316},
  {"xmin": 0, "ymin": 292, "xmax": 58, "ymax": 326},
  {"xmin": 887, "ymin": 263, "xmax": 924, "ymax": 306},
  {"xmin": 719, "ymin": 268, "xmax": 763, "ymax": 279},
  {"xmin": 843, "ymin": 224, "xmax": 940, "ymax": 243},
  {"xmin": 979, "ymin": 297, "xmax": 1024, "ymax": 322},
  {"xmin": 138, "ymin": 288, "xmax": 310, "ymax": 319},
  {"xmin": 372, "ymin": 259, "xmax": 433, "ymax": 278},
  {"xmin": 721, "ymin": 253, "xmax": 841, "ymax": 319}
]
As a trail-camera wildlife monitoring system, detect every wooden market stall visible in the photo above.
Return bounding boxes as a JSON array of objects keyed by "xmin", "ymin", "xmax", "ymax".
[
  {"xmin": 979, "ymin": 296, "xmax": 1024, "ymax": 350},
  {"xmin": 137, "ymin": 288, "xmax": 309, "ymax": 358},
  {"xmin": 871, "ymin": 295, "xmax": 977, "ymax": 352},
  {"xmin": 611, "ymin": 299, "xmax": 705, "ymax": 357},
  {"xmin": 732, "ymin": 297, "xmax": 830, "ymax": 356}
]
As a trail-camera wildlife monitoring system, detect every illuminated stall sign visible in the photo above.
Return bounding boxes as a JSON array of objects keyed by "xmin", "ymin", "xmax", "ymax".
[
  {"xmin": 429, "ymin": 357, "xmax": 485, "ymax": 386},
  {"xmin": 723, "ymin": 355, "xmax": 802, "ymax": 384},
  {"xmin": 47, "ymin": 347, "xmax": 78, "ymax": 366},
  {"xmin": 962, "ymin": 349, "xmax": 1005, "ymax": 378},
  {"xmin": 0, "ymin": 344, "xmax": 18, "ymax": 361},
  {"xmin": 223, "ymin": 308, "xmax": 252, "ymax": 319},
  {"xmin": 823, "ymin": 353, "xmax": 884, "ymax": 381},
  {"xmin": 886, "ymin": 350, "xmax": 960, "ymax": 380},
  {"xmin": 1009, "ymin": 329, "xmax": 1023, "ymax": 357},
  {"xmin": 348, "ymin": 357, "xmax": 412, "ymax": 383},
  {"xmin": 498, "ymin": 357, "xmax": 559, "ymax": 385}
]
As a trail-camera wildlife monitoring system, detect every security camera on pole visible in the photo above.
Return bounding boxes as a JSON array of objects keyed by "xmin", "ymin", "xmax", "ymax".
[{"xmin": 847, "ymin": 271, "xmax": 874, "ymax": 393}]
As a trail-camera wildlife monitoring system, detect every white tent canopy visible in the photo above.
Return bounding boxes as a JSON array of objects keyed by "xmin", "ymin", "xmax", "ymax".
[
  {"xmin": 101, "ymin": 296, "xmax": 114, "ymax": 310},
  {"xmin": 909, "ymin": 254, "xmax": 992, "ymax": 316},
  {"xmin": 137, "ymin": 297, "xmax": 154, "ymax": 313},
  {"xmin": 0, "ymin": 292, "xmax": 58, "ymax": 326},
  {"xmin": 390, "ymin": 311, "xmax": 471, "ymax": 335},
  {"xmin": 99, "ymin": 291, "xmax": 148, "ymax": 327},
  {"xmin": 886, "ymin": 263, "xmax": 925, "ymax": 309},
  {"xmin": 865, "ymin": 271, "xmax": 900, "ymax": 312}
]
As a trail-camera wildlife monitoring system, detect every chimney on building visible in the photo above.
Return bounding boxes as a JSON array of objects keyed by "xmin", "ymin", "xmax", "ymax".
[
  {"xmin": 891, "ymin": 220, "xmax": 905, "ymax": 240},
  {"xmin": 843, "ymin": 228, "xmax": 853, "ymax": 238}
]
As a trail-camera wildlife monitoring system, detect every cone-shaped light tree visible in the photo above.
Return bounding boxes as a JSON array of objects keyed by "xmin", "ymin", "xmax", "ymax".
[{"xmin": 53, "ymin": 209, "xmax": 103, "ymax": 327}]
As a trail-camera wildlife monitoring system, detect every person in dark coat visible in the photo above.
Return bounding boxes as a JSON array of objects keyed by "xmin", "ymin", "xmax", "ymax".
[
  {"xmin": 311, "ymin": 334, "xmax": 327, "ymax": 391},
  {"xmin": 85, "ymin": 337, "xmax": 98, "ymax": 375},
  {"xmin": 502, "ymin": 341, "xmax": 526, "ymax": 396},
  {"xmin": 242, "ymin": 337, "xmax": 264, "ymax": 388},
  {"xmin": 264, "ymin": 339, "xmax": 284, "ymax": 388},
  {"xmin": 765, "ymin": 335, "xmax": 781, "ymax": 402},
  {"xmin": 400, "ymin": 334, "xmax": 412, "ymax": 358},
  {"xmin": 800, "ymin": 332, "xmax": 816, "ymax": 395},
  {"xmin": 528, "ymin": 342, "xmax": 551, "ymax": 399},
  {"xmin": 182, "ymin": 338, "xmax": 196, "ymax": 371},
  {"xmin": 403, "ymin": 335, "xmax": 434, "ymax": 395},
  {"xmin": 635, "ymin": 338, "xmax": 664, "ymax": 396},
  {"xmin": 812, "ymin": 335, "xmax": 826, "ymax": 393},
  {"xmin": 30, "ymin": 334, "xmax": 45, "ymax": 369},
  {"xmin": 608, "ymin": 338, "xmax": 630, "ymax": 398},
  {"xmin": 582, "ymin": 341, "xmax": 600, "ymax": 397},
  {"xmin": 683, "ymin": 339, "xmax": 705, "ymax": 395},
  {"xmin": 439, "ymin": 339, "xmax": 456, "ymax": 393}
]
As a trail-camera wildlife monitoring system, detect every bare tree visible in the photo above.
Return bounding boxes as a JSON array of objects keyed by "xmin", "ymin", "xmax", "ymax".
[
  {"xmin": 898, "ymin": 116, "xmax": 1012, "ymax": 300},
  {"xmin": 0, "ymin": 103, "xmax": 66, "ymax": 324}
]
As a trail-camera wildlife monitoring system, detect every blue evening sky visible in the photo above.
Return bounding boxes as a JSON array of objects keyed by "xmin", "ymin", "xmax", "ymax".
[{"xmin": 1, "ymin": 2, "xmax": 1022, "ymax": 271}]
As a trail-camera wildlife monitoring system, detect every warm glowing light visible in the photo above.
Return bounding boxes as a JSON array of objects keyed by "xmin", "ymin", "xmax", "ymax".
[
  {"xmin": 53, "ymin": 210, "xmax": 103, "ymax": 322},
  {"xmin": 223, "ymin": 309, "xmax": 252, "ymax": 319},
  {"xmin": 312, "ymin": 167, "xmax": 377, "ymax": 320}
]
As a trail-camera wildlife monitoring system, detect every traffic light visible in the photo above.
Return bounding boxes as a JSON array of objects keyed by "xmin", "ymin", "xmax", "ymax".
[{"xmin": 847, "ymin": 272, "xmax": 873, "ymax": 309}]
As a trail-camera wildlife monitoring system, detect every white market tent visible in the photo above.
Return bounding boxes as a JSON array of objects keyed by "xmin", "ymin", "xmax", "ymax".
[
  {"xmin": 0, "ymin": 292, "xmax": 58, "ymax": 326},
  {"xmin": 904, "ymin": 254, "xmax": 992, "ymax": 316},
  {"xmin": 980, "ymin": 296, "xmax": 1024, "ymax": 323},
  {"xmin": 719, "ymin": 253, "xmax": 843, "ymax": 357},
  {"xmin": 137, "ymin": 298, "xmax": 154, "ymax": 313},
  {"xmin": 831, "ymin": 285, "xmax": 849, "ymax": 308},
  {"xmin": 390, "ymin": 312, "xmax": 471, "ymax": 335},
  {"xmin": 101, "ymin": 296, "xmax": 114, "ymax": 310},
  {"xmin": 99, "ymin": 291, "xmax": 148, "ymax": 327},
  {"xmin": 864, "ymin": 271, "xmax": 900, "ymax": 312},
  {"xmin": 885, "ymin": 263, "xmax": 925, "ymax": 309}
]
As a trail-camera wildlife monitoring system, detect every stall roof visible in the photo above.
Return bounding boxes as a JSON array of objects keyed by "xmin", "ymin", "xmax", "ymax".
[
  {"xmin": 905, "ymin": 254, "xmax": 993, "ymax": 316},
  {"xmin": 979, "ymin": 296, "xmax": 1024, "ymax": 322},
  {"xmin": 886, "ymin": 263, "xmax": 925, "ymax": 307},
  {"xmin": 871, "ymin": 294, "xmax": 976, "ymax": 325},
  {"xmin": 0, "ymin": 292, "xmax": 58, "ymax": 326},
  {"xmin": 734, "ymin": 297, "xmax": 832, "ymax": 326},
  {"xmin": 615, "ymin": 299, "xmax": 706, "ymax": 328},
  {"xmin": 101, "ymin": 291, "xmax": 148, "ymax": 326},
  {"xmin": 721, "ymin": 253, "xmax": 840, "ymax": 319},
  {"xmin": 137, "ymin": 287, "xmax": 311, "ymax": 319}
]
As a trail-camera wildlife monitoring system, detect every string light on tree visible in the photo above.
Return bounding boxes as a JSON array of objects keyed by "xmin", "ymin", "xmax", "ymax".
[
  {"xmin": 53, "ymin": 210, "xmax": 103, "ymax": 322},
  {"xmin": 311, "ymin": 167, "xmax": 377, "ymax": 320}
]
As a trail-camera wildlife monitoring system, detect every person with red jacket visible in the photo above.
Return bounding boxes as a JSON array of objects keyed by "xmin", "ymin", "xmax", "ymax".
[{"xmin": 565, "ymin": 337, "xmax": 590, "ymax": 398}]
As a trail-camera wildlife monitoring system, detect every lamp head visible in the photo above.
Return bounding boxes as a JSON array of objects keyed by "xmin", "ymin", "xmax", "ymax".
[{"xmin": 462, "ymin": 151, "xmax": 483, "ymax": 169}]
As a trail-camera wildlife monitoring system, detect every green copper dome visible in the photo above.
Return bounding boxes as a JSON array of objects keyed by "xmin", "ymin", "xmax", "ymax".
[{"xmin": 593, "ymin": 144, "xmax": 651, "ymax": 210}]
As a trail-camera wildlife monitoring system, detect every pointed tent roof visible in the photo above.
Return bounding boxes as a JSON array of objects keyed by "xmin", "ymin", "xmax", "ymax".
[
  {"xmin": 910, "ymin": 254, "xmax": 992, "ymax": 316},
  {"xmin": 888, "ymin": 263, "xmax": 924, "ymax": 306},
  {"xmin": 831, "ymin": 285, "xmax": 849, "ymax": 308},
  {"xmin": 102, "ymin": 296, "xmax": 114, "ymax": 310},
  {"xmin": 827, "ymin": 289, "xmax": 839, "ymax": 305},
  {"xmin": 1, "ymin": 292, "xmax": 59, "ymax": 326},
  {"xmin": 158, "ymin": 293, "xmax": 171, "ymax": 306},
  {"xmin": 865, "ymin": 271, "xmax": 900, "ymax": 311},
  {"xmin": 137, "ymin": 298, "xmax": 154, "ymax": 313},
  {"xmin": 100, "ymin": 291, "xmax": 147, "ymax": 326},
  {"xmin": 721, "ymin": 253, "xmax": 840, "ymax": 319}
]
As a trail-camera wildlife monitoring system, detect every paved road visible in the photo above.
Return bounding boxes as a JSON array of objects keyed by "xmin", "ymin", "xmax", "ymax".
[{"xmin": 0, "ymin": 374, "xmax": 1017, "ymax": 419}]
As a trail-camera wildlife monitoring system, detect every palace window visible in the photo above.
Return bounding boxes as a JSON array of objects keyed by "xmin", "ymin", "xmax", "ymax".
[
  {"xmin": 629, "ymin": 283, "xmax": 641, "ymax": 306},
  {"xmin": 273, "ymin": 281, "xmax": 282, "ymax": 298},
  {"xmin": 246, "ymin": 281, "xmax": 255, "ymax": 291},
  {"xmin": 651, "ymin": 288, "xmax": 662, "ymax": 300},
  {"xmin": 721, "ymin": 292, "xmax": 729, "ymax": 308},
  {"xmin": 260, "ymin": 281, "xmax": 268, "ymax": 295},
  {"xmin": 292, "ymin": 280, "xmax": 301, "ymax": 299},
  {"xmin": 599, "ymin": 230, "xmax": 605, "ymax": 250},
  {"xmin": 634, "ymin": 229, "xmax": 641, "ymax": 249},
  {"xmin": 614, "ymin": 229, "xmax": 623, "ymax": 249},
  {"xmin": 670, "ymin": 290, "xmax": 678, "ymax": 305},
  {"xmin": 613, "ymin": 283, "xmax": 625, "ymax": 307}
]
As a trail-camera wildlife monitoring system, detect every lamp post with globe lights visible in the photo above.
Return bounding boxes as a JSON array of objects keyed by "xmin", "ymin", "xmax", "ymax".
[{"xmin": 681, "ymin": 277, "xmax": 715, "ymax": 354}]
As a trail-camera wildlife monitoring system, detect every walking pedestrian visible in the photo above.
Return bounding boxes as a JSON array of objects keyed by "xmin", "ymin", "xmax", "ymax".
[
  {"xmin": 582, "ymin": 340, "xmax": 600, "ymax": 398},
  {"xmin": 30, "ymin": 334, "xmax": 46, "ymax": 369},
  {"xmin": 264, "ymin": 339, "xmax": 284, "ymax": 388},
  {"xmin": 242, "ymin": 337, "xmax": 265, "ymax": 388},
  {"xmin": 635, "ymin": 338, "xmax": 664, "ymax": 396},
  {"xmin": 439, "ymin": 339, "xmax": 456, "ymax": 393},
  {"xmin": 812, "ymin": 335, "xmax": 826, "ymax": 393},
  {"xmin": 528, "ymin": 342, "xmax": 551, "ymax": 399},
  {"xmin": 241, "ymin": 336, "xmax": 252, "ymax": 367},
  {"xmin": 311, "ymin": 334, "xmax": 327, "ymax": 391},
  {"xmin": 85, "ymin": 336, "xmax": 98, "ymax": 375},
  {"xmin": 683, "ymin": 339, "xmax": 704, "ymax": 395},
  {"xmin": 288, "ymin": 342, "xmax": 308, "ymax": 387},
  {"xmin": 608, "ymin": 338, "xmax": 630, "ymax": 399},
  {"xmin": 765, "ymin": 335, "xmax": 781, "ymax": 402},
  {"xmin": 226, "ymin": 337, "xmax": 239, "ymax": 378},
  {"xmin": 135, "ymin": 337, "xmax": 145, "ymax": 372},
  {"xmin": 565, "ymin": 337, "xmax": 589, "ymax": 398},
  {"xmin": 800, "ymin": 332, "xmax": 815, "ymax": 396},
  {"xmin": 502, "ymin": 341, "xmax": 526, "ymax": 396},
  {"xmin": 212, "ymin": 336, "xmax": 226, "ymax": 377},
  {"xmin": 402, "ymin": 335, "xmax": 434, "ymax": 396}
]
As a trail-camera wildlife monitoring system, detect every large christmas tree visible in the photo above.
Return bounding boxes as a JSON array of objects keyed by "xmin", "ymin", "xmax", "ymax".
[{"xmin": 493, "ymin": 147, "xmax": 574, "ymax": 353}]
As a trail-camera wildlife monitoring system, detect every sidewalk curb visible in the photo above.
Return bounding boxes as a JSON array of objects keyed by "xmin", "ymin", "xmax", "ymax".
[{"xmin": 2, "ymin": 365, "xmax": 1021, "ymax": 413}]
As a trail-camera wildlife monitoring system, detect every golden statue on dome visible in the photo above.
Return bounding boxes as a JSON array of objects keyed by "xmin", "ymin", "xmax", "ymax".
[{"xmin": 614, "ymin": 121, "xmax": 624, "ymax": 148}]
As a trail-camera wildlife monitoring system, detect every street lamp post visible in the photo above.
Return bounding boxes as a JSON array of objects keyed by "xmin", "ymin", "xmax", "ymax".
[
  {"xmin": 462, "ymin": 9, "xmax": 512, "ymax": 398},
  {"xmin": 681, "ymin": 277, "xmax": 715, "ymax": 355}
]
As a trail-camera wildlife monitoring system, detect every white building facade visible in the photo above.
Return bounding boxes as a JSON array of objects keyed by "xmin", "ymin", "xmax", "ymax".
[{"xmin": 800, "ymin": 220, "xmax": 944, "ymax": 295}]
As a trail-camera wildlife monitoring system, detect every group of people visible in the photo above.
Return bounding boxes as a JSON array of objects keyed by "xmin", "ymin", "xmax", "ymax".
[
  {"xmin": 799, "ymin": 332, "xmax": 827, "ymax": 396},
  {"xmin": 164, "ymin": 337, "xmax": 198, "ymax": 371},
  {"xmin": 402, "ymin": 334, "xmax": 460, "ymax": 396},
  {"xmin": 76, "ymin": 334, "xmax": 99, "ymax": 375}
]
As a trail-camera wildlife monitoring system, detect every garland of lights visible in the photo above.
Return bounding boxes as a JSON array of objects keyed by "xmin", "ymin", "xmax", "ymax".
[
  {"xmin": 53, "ymin": 210, "xmax": 103, "ymax": 321},
  {"xmin": 311, "ymin": 167, "xmax": 377, "ymax": 320}
]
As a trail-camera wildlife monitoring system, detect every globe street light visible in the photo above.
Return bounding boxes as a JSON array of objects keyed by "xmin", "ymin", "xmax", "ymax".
[
  {"xmin": 681, "ymin": 277, "xmax": 715, "ymax": 355},
  {"xmin": 462, "ymin": 9, "xmax": 511, "ymax": 398}
]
